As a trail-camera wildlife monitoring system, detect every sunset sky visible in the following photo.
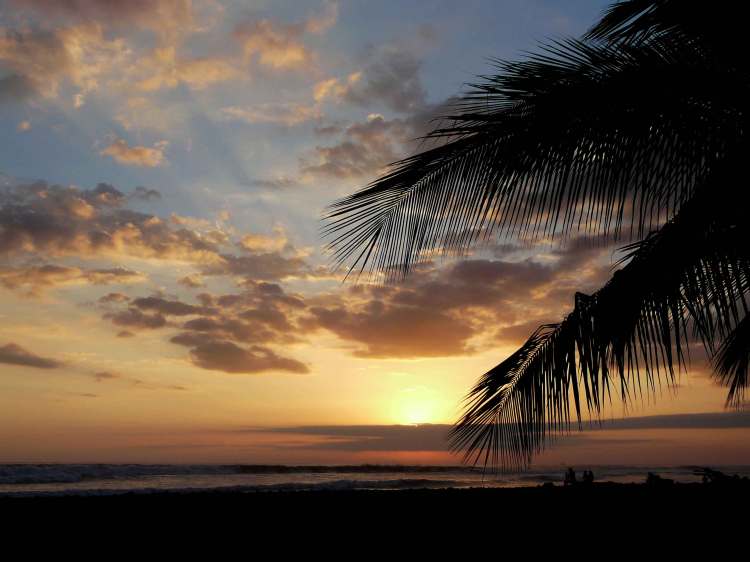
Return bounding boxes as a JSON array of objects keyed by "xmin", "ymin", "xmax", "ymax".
[{"xmin": 1, "ymin": 0, "xmax": 748, "ymax": 466}]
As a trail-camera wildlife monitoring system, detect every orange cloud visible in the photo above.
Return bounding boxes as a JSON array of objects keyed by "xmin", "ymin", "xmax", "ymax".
[
  {"xmin": 0, "ymin": 264, "xmax": 145, "ymax": 295},
  {"xmin": 100, "ymin": 138, "xmax": 168, "ymax": 167},
  {"xmin": 238, "ymin": 227, "xmax": 289, "ymax": 253},
  {"xmin": 0, "ymin": 24, "xmax": 129, "ymax": 104},
  {"xmin": 313, "ymin": 72, "xmax": 362, "ymax": 103},
  {"xmin": 135, "ymin": 46, "xmax": 239, "ymax": 92},
  {"xmin": 300, "ymin": 114, "xmax": 411, "ymax": 179},
  {"xmin": 221, "ymin": 103, "xmax": 322, "ymax": 126},
  {"xmin": 233, "ymin": 2, "xmax": 338, "ymax": 72},
  {"xmin": 235, "ymin": 19, "xmax": 312, "ymax": 71}
]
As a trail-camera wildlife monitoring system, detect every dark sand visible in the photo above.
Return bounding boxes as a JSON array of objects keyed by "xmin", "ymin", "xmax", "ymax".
[
  {"xmin": 3, "ymin": 484, "xmax": 744, "ymax": 554},
  {"xmin": 4, "ymin": 482, "xmax": 748, "ymax": 531}
]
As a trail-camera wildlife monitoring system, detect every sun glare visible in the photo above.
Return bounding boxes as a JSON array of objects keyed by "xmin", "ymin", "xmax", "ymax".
[{"xmin": 394, "ymin": 389, "xmax": 439, "ymax": 425}]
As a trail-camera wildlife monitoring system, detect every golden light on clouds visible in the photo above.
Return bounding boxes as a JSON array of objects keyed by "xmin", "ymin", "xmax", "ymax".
[{"xmin": 1, "ymin": 0, "xmax": 748, "ymax": 468}]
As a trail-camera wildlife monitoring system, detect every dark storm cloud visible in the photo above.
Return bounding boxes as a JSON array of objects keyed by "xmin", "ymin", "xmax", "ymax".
[{"xmin": 0, "ymin": 342, "xmax": 62, "ymax": 369}]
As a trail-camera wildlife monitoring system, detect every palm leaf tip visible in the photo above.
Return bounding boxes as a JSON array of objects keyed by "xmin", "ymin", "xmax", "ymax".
[
  {"xmin": 713, "ymin": 316, "xmax": 750, "ymax": 407},
  {"xmin": 449, "ymin": 325, "xmax": 564, "ymax": 470}
]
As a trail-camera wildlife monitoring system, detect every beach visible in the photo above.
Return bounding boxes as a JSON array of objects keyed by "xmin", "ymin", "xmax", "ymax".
[{"xmin": 5, "ymin": 483, "xmax": 749, "ymax": 536}]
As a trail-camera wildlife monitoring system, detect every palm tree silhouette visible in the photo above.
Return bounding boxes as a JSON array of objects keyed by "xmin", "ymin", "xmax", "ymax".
[{"xmin": 324, "ymin": 0, "xmax": 749, "ymax": 469}]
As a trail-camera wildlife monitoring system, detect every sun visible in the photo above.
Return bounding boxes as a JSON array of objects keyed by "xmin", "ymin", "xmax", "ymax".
[{"xmin": 393, "ymin": 389, "xmax": 440, "ymax": 425}]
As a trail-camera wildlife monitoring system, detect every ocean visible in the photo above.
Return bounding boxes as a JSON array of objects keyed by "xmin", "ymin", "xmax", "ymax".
[{"xmin": 2, "ymin": 464, "xmax": 749, "ymax": 496}]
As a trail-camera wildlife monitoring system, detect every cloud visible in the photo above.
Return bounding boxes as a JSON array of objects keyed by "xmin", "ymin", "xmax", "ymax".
[
  {"xmin": 300, "ymin": 113, "xmax": 410, "ymax": 179},
  {"xmin": 178, "ymin": 274, "xmax": 205, "ymax": 289},
  {"xmin": 0, "ymin": 74, "xmax": 35, "ymax": 103},
  {"xmin": 0, "ymin": 180, "xmax": 224, "ymax": 263},
  {"xmin": 0, "ymin": 27, "xmax": 72, "ymax": 101},
  {"xmin": 99, "ymin": 138, "xmax": 168, "ymax": 167},
  {"xmin": 100, "ymin": 280, "xmax": 310, "ymax": 374},
  {"xmin": 299, "ymin": 101, "xmax": 453, "ymax": 180},
  {"xmin": 303, "ymin": 239, "xmax": 617, "ymax": 358},
  {"xmin": 131, "ymin": 295, "xmax": 210, "ymax": 316},
  {"xmin": 0, "ymin": 342, "xmax": 62, "ymax": 369},
  {"xmin": 248, "ymin": 176, "xmax": 299, "ymax": 190},
  {"xmin": 188, "ymin": 340, "xmax": 308, "ymax": 374},
  {"xmin": 233, "ymin": 2, "xmax": 338, "ymax": 72},
  {"xmin": 93, "ymin": 370, "xmax": 120, "ymax": 382},
  {"xmin": 238, "ymin": 227, "xmax": 289, "ymax": 253},
  {"xmin": 269, "ymin": 424, "xmax": 451, "ymax": 452},
  {"xmin": 202, "ymin": 252, "xmax": 309, "ymax": 281},
  {"xmin": 221, "ymin": 103, "xmax": 321, "ymax": 126},
  {"xmin": 131, "ymin": 186, "xmax": 162, "ymax": 202},
  {"xmin": 315, "ymin": 47, "xmax": 426, "ymax": 113},
  {"xmin": 0, "ymin": 24, "xmax": 129, "ymax": 104},
  {"xmin": 98, "ymin": 292, "xmax": 130, "ymax": 304},
  {"xmin": 258, "ymin": 411, "xmax": 750, "ymax": 453},
  {"xmin": 10, "ymin": 0, "xmax": 195, "ymax": 34},
  {"xmin": 303, "ymin": 0, "xmax": 339, "ymax": 35},
  {"xmin": 313, "ymin": 72, "xmax": 362, "ymax": 103},
  {"xmin": 91, "ymin": 369, "xmax": 187, "ymax": 391},
  {"xmin": 0, "ymin": 264, "xmax": 145, "ymax": 295},
  {"xmin": 104, "ymin": 308, "xmax": 167, "ymax": 330},
  {"xmin": 234, "ymin": 19, "xmax": 313, "ymax": 71},
  {"xmin": 135, "ymin": 46, "xmax": 239, "ymax": 92},
  {"xmin": 309, "ymin": 301, "xmax": 475, "ymax": 358}
]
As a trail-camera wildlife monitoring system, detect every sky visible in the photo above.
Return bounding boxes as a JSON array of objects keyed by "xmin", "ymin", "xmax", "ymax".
[{"xmin": 0, "ymin": 0, "xmax": 748, "ymax": 466}]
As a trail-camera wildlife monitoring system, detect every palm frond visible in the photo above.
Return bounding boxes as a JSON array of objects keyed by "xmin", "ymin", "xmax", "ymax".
[
  {"xmin": 450, "ymin": 168, "xmax": 750, "ymax": 469},
  {"xmin": 713, "ymin": 316, "xmax": 750, "ymax": 407},
  {"xmin": 586, "ymin": 0, "xmax": 743, "ymax": 53},
  {"xmin": 586, "ymin": 0, "xmax": 683, "ymax": 44},
  {"xmin": 324, "ymin": 37, "xmax": 742, "ymax": 279}
]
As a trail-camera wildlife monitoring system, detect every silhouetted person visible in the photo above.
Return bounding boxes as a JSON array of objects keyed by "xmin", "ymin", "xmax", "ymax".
[
  {"xmin": 566, "ymin": 468, "xmax": 578, "ymax": 486},
  {"xmin": 582, "ymin": 470, "xmax": 594, "ymax": 486}
]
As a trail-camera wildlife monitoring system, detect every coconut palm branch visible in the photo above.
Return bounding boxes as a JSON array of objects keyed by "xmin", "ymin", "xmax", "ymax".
[
  {"xmin": 324, "ymin": 0, "xmax": 750, "ymax": 469},
  {"xmin": 324, "ymin": 35, "xmax": 742, "ymax": 279},
  {"xmin": 450, "ymin": 167, "xmax": 750, "ymax": 468}
]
